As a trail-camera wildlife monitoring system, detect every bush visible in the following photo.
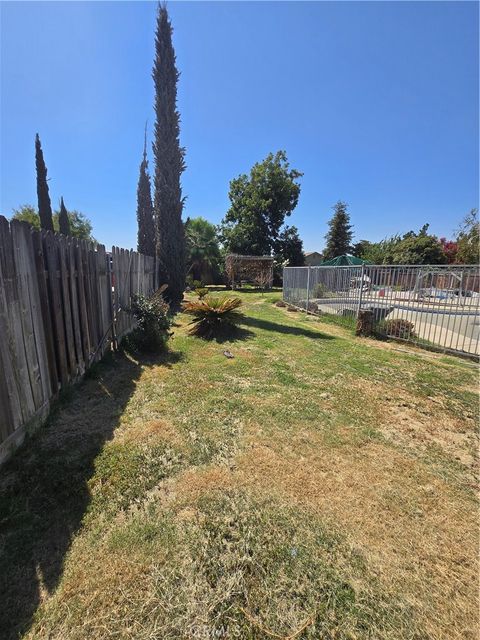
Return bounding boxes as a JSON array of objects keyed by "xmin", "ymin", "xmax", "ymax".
[
  {"xmin": 186, "ymin": 276, "xmax": 204, "ymax": 290},
  {"xmin": 127, "ymin": 292, "xmax": 172, "ymax": 353},
  {"xmin": 313, "ymin": 283, "xmax": 332, "ymax": 298},
  {"xmin": 378, "ymin": 318, "xmax": 416, "ymax": 340},
  {"xmin": 183, "ymin": 296, "xmax": 243, "ymax": 339},
  {"xmin": 196, "ymin": 287, "xmax": 209, "ymax": 299}
]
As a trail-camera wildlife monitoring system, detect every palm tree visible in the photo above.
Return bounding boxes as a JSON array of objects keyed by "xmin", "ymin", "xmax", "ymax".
[{"xmin": 185, "ymin": 217, "xmax": 222, "ymax": 283}]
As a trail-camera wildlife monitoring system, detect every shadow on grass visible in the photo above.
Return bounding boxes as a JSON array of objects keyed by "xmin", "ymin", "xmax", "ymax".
[
  {"xmin": 186, "ymin": 324, "xmax": 254, "ymax": 344},
  {"xmin": 241, "ymin": 315, "xmax": 336, "ymax": 340},
  {"xmin": 0, "ymin": 348, "xmax": 180, "ymax": 640}
]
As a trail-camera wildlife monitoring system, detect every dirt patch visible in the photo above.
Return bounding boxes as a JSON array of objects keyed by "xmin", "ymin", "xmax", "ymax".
[{"xmin": 350, "ymin": 378, "xmax": 478, "ymax": 482}]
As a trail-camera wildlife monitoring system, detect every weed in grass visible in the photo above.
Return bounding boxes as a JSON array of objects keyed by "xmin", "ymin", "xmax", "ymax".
[{"xmin": 85, "ymin": 441, "xmax": 184, "ymax": 522}]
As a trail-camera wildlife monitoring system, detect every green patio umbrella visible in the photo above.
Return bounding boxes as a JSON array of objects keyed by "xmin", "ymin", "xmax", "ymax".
[{"xmin": 319, "ymin": 255, "xmax": 372, "ymax": 266}]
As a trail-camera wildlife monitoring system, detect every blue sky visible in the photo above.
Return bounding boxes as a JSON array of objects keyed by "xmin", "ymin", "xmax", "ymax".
[{"xmin": 1, "ymin": 1, "xmax": 478, "ymax": 252}]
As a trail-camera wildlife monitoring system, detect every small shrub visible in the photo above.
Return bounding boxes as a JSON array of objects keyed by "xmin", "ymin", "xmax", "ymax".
[
  {"xmin": 378, "ymin": 318, "xmax": 416, "ymax": 340},
  {"xmin": 186, "ymin": 276, "xmax": 205, "ymax": 290},
  {"xmin": 183, "ymin": 296, "xmax": 243, "ymax": 339},
  {"xmin": 196, "ymin": 287, "xmax": 209, "ymax": 299},
  {"xmin": 126, "ymin": 292, "xmax": 172, "ymax": 353},
  {"xmin": 313, "ymin": 283, "xmax": 332, "ymax": 298}
]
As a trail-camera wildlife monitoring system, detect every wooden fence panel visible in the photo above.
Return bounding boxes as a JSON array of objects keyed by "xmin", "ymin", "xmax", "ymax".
[
  {"xmin": 79, "ymin": 240, "xmax": 95, "ymax": 364},
  {"xmin": 67, "ymin": 238, "xmax": 85, "ymax": 375},
  {"xmin": 73, "ymin": 238, "xmax": 90, "ymax": 364},
  {"xmin": 11, "ymin": 222, "xmax": 52, "ymax": 411},
  {"xmin": 110, "ymin": 247, "xmax": 157, "ymax": 342},
  {"xmin": 43, "ymin": 231, "xmax": 69, "ymax": 387},
  {"xmin": 87, "ymin": 243, "xmax": 101, "ymax": 353},
  {"xmin": 0, "ymin": 219, "xmax": 22, "ymax": 439},
  {"xmin": 0, "ymin": 217, "xmax": 157, "ymax": 463},
  {"xmin": 58, "ymin": 235, "xmax": 77, "ymax": 378},
  {"xmin": 32, "ymin": 230, "xmax": 58, "ymax": 393},
  {"xmin": 10, "ymin": 222, "xmax": 43, "ymax": 412},
  {"xmin": 95, "ymin": 244, "xmax": 112, "ymax": 361},
  {"xmin": 0, "ymin": 219, "xmax": 36, "ymax": 424}
]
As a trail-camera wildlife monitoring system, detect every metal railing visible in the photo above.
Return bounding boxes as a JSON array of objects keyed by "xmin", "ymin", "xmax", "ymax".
[{"xmin": 283, "ymin": 264, "xmax": 480, "ymax": 357}]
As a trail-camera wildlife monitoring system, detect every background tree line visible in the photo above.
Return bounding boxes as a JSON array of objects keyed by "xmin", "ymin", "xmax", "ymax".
[
  {"xmin": 351, "ymin": 210, "xmax": 479, "ymax": 265},
  {"xmin": 323, "ymin": 200, "xmax": 478, "ymax": 266}
]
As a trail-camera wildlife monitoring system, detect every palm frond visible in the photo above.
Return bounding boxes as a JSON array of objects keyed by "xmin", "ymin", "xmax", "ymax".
[{"xmin": 183, "ymin": 296, "xmax": 243, "ymax": 338}]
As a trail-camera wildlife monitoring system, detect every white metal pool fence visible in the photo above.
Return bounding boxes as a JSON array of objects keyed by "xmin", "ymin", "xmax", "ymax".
[{"xmin": 283, "ymin": 264, "xmax": 480, "ymax": 357}]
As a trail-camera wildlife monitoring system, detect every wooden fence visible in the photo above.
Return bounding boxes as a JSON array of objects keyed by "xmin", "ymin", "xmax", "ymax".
[{"xmin": 0, "ymin": 217, "xmax": 156, "ymax": 464}]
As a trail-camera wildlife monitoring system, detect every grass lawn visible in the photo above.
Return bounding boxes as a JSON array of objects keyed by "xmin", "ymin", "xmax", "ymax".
[{"xmin": 1, "ymin": 291, "xmax": 478, "ymax": 640}]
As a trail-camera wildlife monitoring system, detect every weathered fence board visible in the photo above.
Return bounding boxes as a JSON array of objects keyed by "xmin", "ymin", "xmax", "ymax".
[
  {"xmin": 32, "ymin": 230, "xmax": 58, "ymax": 394},
  {"xmin": 67, "ymin": 239, "xmax": 84, "ymax": 374},
  {"xmin": 44, "ymin": 231, "xmax": 69, "ymax": 386},
  {"xmin": 0, "ymin": 217, "xmax": 156, "ymax": 464}
]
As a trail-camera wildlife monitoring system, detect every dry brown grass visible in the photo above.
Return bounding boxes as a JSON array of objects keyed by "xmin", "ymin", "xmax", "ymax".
[
  {"xmin": 154, "ymin": 398, "xmax": 478, "ymax": 640},
  {"xmin": 2, "ymin": 292, "xmax": 478, "ymax": 640}
]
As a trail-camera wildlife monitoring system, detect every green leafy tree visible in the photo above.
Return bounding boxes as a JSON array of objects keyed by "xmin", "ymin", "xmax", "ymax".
[
  {"xmin": 323, "ymin": 201, "xmax": 353, "ymax": 260},
  {"xmin": 274, "ymin": 225, "xmax": 305, "ymax": 266},
  {"xmin": 220, "ymin": 151, "xmax": 302, "ymax": 256},
  {"xmin": 355, "ymin": 227, "xmax": 447, "ymax": 265},
  {"xmin": 185, "ymin": 216, "xmax": 222, "ymax": 283},
  {"xmin": 353, "ymin": 236, "xmax": 401, "ymax": 264},
  {"xmin": 456, "ymin": 209, "xmax": 479, "ymax": 264},
  {"xmin": 11, "ymin": 205, "xmax": 40, "ymax": 229},
  {"xmin": 352, "ymin": 240, "xmax": 372, "ymax": 259},
  {"xmin": 35, "ymin": 133, "xmax": 54, "ymax": 231},
  {"xmin": 153, "ymin": 3, "xmax": 186, "ymax": 305},
  {"xmin": 11, "ymin": 205, "xmax": 95, "ymax": 241},
  {"xmin": 57, "ymin": 210, "xmax": 95, "ymax": 241},
  {"xmin": 391, "ymin": 224, "xmax": 447, "ymax": 265},
  {"xmin": 58, "ymin": 197, "xmax": 71, "ymax": 236},
  {"xmin": 136, "ymin": 127, "xmax": 155, "ymax": 256}
]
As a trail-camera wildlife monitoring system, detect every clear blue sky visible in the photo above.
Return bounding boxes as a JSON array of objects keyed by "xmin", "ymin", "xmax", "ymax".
[{"xmin": 1, "ymin": 1, "xmax": 478, "ymax": 252}]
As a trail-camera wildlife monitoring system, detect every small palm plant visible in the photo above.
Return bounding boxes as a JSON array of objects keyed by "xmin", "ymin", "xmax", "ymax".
[
  {"xmin": 183, "ymin": 296, "xmax": 243, "ymax": 339},
  {"xmin": 195, "ymin": 287, "xmax": 209, "ymax": 299}
]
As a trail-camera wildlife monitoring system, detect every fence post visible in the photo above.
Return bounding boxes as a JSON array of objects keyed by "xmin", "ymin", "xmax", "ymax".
[
  {"xmin": 356, "ymin": 264, "xmax": 365, "ymax": 319},
  {"xmin": 306, "ymin": 266, "xmax": 311, "ymax": 313}
]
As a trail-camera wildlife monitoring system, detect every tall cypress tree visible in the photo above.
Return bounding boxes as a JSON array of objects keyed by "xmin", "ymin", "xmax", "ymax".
[
  {"xmin": 35, "ymin": 133, "xmax": 54, "ymax": 232},
  {"xmin": 152, "ymin": 3, "xmax": 186, "ymax": 305},
  {"xmin": 136, "ymin": 125, "xmax": 155, "ymax": 256},
  {"xmin": 58, "ymin": 197, "xmax": 71, "ymax": 236},
  {"xmin": 324, "ymin": 201, "xmax": 353, "ymax": 259}
]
